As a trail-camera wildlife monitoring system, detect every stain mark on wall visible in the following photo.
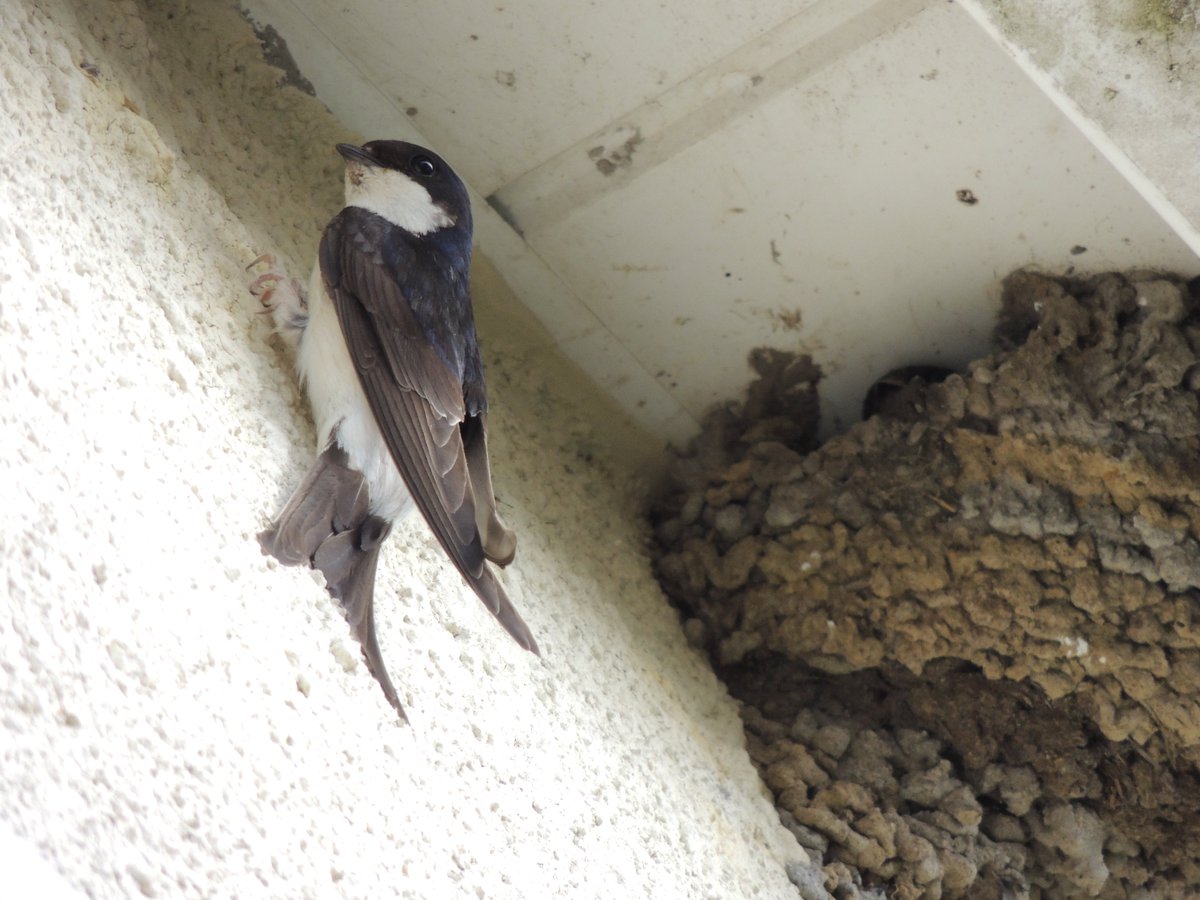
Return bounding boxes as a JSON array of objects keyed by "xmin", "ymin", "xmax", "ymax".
[{"xmin": 589, "ymin": 128, "xmax": 643, "ymax": 176}]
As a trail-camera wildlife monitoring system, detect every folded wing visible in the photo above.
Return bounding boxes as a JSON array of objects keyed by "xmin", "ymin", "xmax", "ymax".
[{"xmin": 320, "ymin": 209, "xmax": 537, "ymax": 654}]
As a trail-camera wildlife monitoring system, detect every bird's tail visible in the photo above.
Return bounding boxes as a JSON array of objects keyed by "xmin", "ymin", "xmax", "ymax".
[
  {"xmin": 259, "ymin": 444, "xmax": 405, "ymax": 720},
  {"xmin": 472, "ymin": 567, "xmax": 539, "ymax": 656}
]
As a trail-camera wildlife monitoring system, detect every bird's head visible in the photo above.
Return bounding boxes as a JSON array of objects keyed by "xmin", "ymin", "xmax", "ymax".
[{"xmin": 336, "ymin": 141, "xmax": 472, "ymax": 238}]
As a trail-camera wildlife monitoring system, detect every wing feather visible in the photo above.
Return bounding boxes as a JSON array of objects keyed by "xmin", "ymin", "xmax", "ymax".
[{"xmin": 320, "ymin": 208, "xmax": 537, "ymax": 653}]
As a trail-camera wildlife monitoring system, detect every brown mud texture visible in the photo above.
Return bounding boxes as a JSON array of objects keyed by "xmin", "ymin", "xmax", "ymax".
[{"xmin": 652, "ymin": 271, "xmax": 1200, "ymax": 899}]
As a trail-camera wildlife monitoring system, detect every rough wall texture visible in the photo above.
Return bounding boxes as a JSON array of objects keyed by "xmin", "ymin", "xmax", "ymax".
[
  {"xmin": 654, "ymin": 271, "xmax": 1200, "ymax": 898},
  {"xmin": 0, "ymin": 1, "xmax": 807, "ymax": 897}
]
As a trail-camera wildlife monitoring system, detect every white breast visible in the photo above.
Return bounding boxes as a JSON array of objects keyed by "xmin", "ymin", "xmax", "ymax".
[{"xmin": 295, "ymin": 262, "xmax": 413, "ymax": 522}]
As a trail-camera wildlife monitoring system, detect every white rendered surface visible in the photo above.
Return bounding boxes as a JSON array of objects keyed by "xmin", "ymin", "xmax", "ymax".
[{"xmin": 0, "ymin": 1, "xmax": 806, "ymax": 897}]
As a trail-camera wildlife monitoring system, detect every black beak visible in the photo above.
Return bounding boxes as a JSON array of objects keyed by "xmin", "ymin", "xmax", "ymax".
[{"xmin": 335, "ymin": 143, "xmax": 377, "ymax": 166}]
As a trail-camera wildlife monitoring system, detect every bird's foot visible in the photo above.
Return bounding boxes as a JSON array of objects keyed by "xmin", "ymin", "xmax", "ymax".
[{"xmin": 246, "ymin": 253, "xmax": 308, "ymax": 340}]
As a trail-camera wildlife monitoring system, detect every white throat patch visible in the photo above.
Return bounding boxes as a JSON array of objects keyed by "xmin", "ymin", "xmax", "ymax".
[{"xmin": 344, "ymin": 165, "xmax": 455, "ymax": 235}]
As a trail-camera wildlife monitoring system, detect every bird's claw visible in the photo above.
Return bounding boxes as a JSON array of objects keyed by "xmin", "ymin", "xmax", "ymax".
[
  {"xmin": 246, "ymin": 253, "xmax": 307, "ymax": 339},
  {"xmin": 246, "ymin": 254, "xmax": 298, "ymax": 312}
]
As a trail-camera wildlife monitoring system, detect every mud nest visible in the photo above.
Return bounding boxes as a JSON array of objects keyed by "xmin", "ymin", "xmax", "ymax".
[{"xmin": 651, "ymin": 271, "xmax": 1200, "ymax": 899}]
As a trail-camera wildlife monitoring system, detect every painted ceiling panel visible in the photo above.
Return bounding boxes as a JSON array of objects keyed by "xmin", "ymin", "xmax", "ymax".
[
  {"xmin": 246, "ymin": 0, "xmax": 1200, "ymax": 445},
  {"xmin": 291, "ymin": 0, "xmax": 823, "ymax": 194},
  {"xmin": 521, "ymin": 2, "xmax": 1200, "ymax": 432}
]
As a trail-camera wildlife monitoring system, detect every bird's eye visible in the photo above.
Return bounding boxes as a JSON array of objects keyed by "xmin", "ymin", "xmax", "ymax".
[{"xmin": 412, "ymin": 156, "xmax": 437, "ymax": 177}]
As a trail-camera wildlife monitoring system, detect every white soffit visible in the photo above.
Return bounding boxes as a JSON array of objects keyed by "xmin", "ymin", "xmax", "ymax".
[{"xmin": 244, "ymin": 0, "xmax": 1200, "ymax": 444}]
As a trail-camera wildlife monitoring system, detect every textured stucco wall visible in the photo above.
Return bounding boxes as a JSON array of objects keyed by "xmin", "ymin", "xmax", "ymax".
[{"xmin": 0, "ymin": 1, "xmax": 807, "ymax": 897}]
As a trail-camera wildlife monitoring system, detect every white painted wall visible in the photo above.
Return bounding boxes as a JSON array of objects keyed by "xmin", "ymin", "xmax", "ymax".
[{"xmin": 0, "ymin": 2, "xmax": 807, "ymax": 897}]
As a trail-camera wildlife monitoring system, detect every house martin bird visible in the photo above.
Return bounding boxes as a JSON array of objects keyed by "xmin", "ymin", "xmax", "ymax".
[
  {"xmin": 861, "ymin": 365, "xmax": 954, "ymax": 421},
  {"xmin": 250, "ymin": 140, "xmax": 538, "ymax": 720}
]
